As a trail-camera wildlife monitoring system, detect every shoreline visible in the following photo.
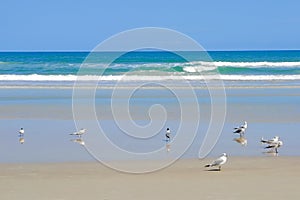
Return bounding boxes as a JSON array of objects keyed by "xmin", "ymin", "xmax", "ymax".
[{"xmin": 0, "ymin": 155, "xmax": 298, "ymax": 165}]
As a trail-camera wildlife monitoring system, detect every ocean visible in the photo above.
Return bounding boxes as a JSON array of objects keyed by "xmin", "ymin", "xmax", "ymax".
[
  {"xmin": 0, "ymin": 51, "xmax": 299, "ymax": 165},
  {"xmin": 1, "ymin": 51, "xmax": 300, "ymax": 86}
]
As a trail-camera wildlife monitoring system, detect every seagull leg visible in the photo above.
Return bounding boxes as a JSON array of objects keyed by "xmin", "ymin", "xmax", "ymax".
[{"xmin": 219, "ymin": 166, "xmax": 221, "ymax": 171}]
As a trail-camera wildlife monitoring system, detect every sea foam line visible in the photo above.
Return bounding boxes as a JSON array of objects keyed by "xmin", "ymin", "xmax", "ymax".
[
  {"xmin": 95, "ymin": 61, "xmax": 300, "ymax": 68},
  {"xmin": 189, "ymin": 61, "xmax": 300, "ymax": 67},
  {"xmin": 1, "ymin": 74, "xmax": 300, "ymax": 81}
]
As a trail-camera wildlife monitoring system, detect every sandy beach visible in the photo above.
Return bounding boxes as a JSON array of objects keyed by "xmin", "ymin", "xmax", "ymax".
[
  {"xmin": 2, "ymin": 0, "xmax": 300, "ymax": 199},
  {"xmin": 1, "ymin": 85, "xmax": 298, "ymax": 199},
  {"xmin": 0, "ymin": 157, "xmax": 299, "ymax": 200}
]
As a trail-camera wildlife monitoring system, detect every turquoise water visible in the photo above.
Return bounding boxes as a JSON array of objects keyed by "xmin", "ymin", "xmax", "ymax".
[{"xmin": 1, "ymin": 51, "xmax": 300, "ymax": 85}]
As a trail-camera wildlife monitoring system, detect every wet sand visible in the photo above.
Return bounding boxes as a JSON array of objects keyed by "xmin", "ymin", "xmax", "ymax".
[
  {"xmin": 0, "ymin": 157, "xmax": 299, "ymax": 200},
  {"xmin": 0, "ymin": 86, "xmax": 299, "ymax": 199}
]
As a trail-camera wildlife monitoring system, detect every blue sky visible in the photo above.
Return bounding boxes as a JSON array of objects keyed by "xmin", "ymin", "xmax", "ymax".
[{"xmin": 1, "ymin": 0, "xmax": 300, "ymax": 51}]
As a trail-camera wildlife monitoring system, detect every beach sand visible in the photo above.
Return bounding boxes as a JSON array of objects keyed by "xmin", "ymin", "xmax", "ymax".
[
  {"xmin": 0, "ymin": 86, "xmax": 299, "ymax": 199},
  {"xmin": 0, "ymin": 157, "xmax": 299, "ymax": 200}
]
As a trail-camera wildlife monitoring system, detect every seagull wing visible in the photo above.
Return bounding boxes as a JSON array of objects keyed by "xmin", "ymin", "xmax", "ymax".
[
  {"xmin": 233, "ymin": 128, "xmax": 245, "ymax": 134},
  {"xmin": 211, "ymin": 156, "xmax": 225, "ymax": 167},
  {"xmin": 233, "ymin": 128, "xmax": 241, "ymax": 133},
  {"xmin": 70, "ymin": 131, "xmax": 79, "ymax": 135},
  {"xmin": 261, "ymin": 139, "xmax": 274, "ymax": 144},
  {"xmin": 265, "ymin": 144, "xmax": 276, "ymax": 149}
]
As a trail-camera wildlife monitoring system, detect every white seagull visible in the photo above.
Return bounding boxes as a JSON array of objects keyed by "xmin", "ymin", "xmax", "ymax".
[
  {"xmin": 261, "ymin": 136, "xmax": 283, "ymax": 154},
  {"xmin": 19, "ymin": 128, "xmax": 24, "ymax": 135},
  {"xmin": 261, "ymin": 136, "xmax": 279, "ymax": 144},
  {"xmin": 70, "ymin": 128, "xmax": 86, "ymax": 138},
  {"xmin": 205, "ymin": 153, "xmax": 228, "ymax": 171},
  {"xmin": 264, "ymin": 141, "xmax": 283, "ymax": 154},
  {"xmin": 233, "ymin": 127, "xmax": 246, "ymax": 136},
  {"xmin": 233, "ymin": 121, "xmax": 247, "ymax": 136},
  {"xmin": 234, "ymin": 121, "xmax": 248, "ymax": 130}
]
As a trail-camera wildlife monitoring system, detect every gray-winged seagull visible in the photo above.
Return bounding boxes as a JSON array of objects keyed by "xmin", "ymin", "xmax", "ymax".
[
  {"xmin": 261, "ymin": 136, "xmax": 283, "ymax": 154},
  {"xmin": 233, "ymin": 121, "xmax": 247, "ymax": 136},
  {"xmin": 205, "ymin": 153, "xmax": 228, "ymax": 171},
  {"xmin": 70, "ymin": 128, "xmax": 86, "ymax": 138}
]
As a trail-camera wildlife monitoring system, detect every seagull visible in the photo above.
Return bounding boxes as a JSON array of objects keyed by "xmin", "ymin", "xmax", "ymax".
[
  {"xmin": 19, "ymin": 128, "xmax": 24, "ymax": 136},
  {"xmin": 261, "ymin": 136, "xmax": 279, "ymax": 144},
  {"xmin": 165, "ymin": 128, "xmax": 171, "ymax": 142},
  {"xmin": 233, "ymin": 136, "xmax": 247, "ymax": 146},
  {"xmin": 205, "ymin": 153, "xmax": 228, "ymax": 171},
  {"xmin": 233, "ymin": 121, "xmax": 247, "ymax": 136},
  {"xmin": 264, "ymin": 141, "xmax": 283, "ymax": 154},
  {"xmin": 70, "ymin": 128, "xmax": 86, "ymax": 138},
  {"xmin": 234, "ymin": 121, "xmax": 248, "ymax": 130},
  {"xmin": 261, "ymin": 136, "xmax": 283, "ymax": 154},
  {"xmin": 233, "ymin": 127, "xmax": 246, "ymax": 136}
]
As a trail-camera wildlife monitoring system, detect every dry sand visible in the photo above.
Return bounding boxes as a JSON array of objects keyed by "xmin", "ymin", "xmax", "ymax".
[{"xmin": 0, "ymin": 157, "xmax": 299, "ymax": 200}]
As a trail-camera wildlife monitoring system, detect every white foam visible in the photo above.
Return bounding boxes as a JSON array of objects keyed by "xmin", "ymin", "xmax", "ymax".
[
  {"xmin": 1, "ymin": 74, "xmax": 300, "ymax": 82},
  {"xmin": 18, "ymin": 61, "xmax": 298, "ymax": 77},
  {"xmin": 219, "ymin": 74, "xmax": 300, "ymax": 81},
  {"xmin": 182, "ymin": 61, "xmax": 300, "ymax": 68},
  {"xmin": 0, "ymin": 74, "xmax": 78, "ymax": 81},
  {"xmin": 82, "ymin": 61, "xmax": 300, "ymax": 70},
  {"xmin": 182, "ymin": 61, "xmax": 300, "ymax": 73},
  {"xmin": 210, "ymin": 61, "xmax": 300, "ymax": 67},
  {"xmin": 182, "ymin": 65, "xmax": 217, "ymax": 73}
]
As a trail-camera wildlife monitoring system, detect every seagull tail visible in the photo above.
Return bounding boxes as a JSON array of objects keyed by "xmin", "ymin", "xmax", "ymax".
[
  {"xmin": 205, "ymin": 164, "xmax": 211, "ymax": 168},
  {"xmin": 261, "ymin": 137, "xmax": 266, "ymax": 143}
]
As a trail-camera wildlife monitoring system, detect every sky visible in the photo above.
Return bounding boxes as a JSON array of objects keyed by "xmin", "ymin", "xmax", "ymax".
[{"xmin": 1, "ymin": 0, "xmax": 300, "ymax": 51}]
